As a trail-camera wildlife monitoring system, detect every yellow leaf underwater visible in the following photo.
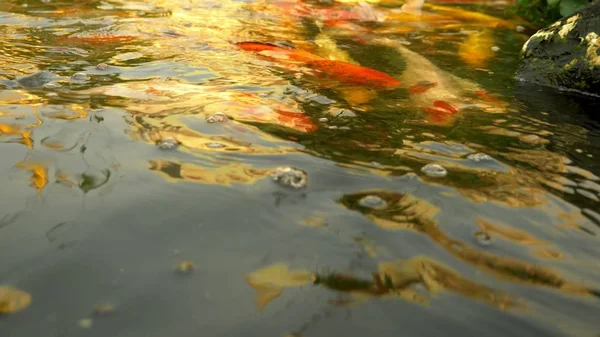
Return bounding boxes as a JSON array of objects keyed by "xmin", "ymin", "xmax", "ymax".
[
  {"xmin": 244, "ymin": 263, "xmax": 313, "ymax": 311},
  {"xmin": 0, "ymin": 286, "xmax": 32, "ymax": 314},
  {"xmin": 458, "ymin": 30, "xmax": 495, "ymax": 67},
  {"xmin": 15, "ymin": 161, "xmax": 48, "ymax": 197}
]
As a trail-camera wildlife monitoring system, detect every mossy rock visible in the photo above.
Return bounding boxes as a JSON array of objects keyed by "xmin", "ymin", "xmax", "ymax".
[{"xmin": 515, "ymin": 1, "xmax": 600, "ymax": 96}]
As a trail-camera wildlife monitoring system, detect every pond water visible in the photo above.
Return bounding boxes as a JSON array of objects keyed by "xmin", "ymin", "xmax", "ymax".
[{"xmin": 1, "ymin": 0, "xmax": 599, "ymax": 336}]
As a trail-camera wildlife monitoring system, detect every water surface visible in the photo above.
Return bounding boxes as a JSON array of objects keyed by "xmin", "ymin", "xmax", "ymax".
[{"xmin": 1, "ymin": 1, "xmax": 599, "ymax": 336}]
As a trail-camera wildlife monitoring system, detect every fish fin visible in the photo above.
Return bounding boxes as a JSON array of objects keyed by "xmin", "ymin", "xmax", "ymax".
[{"xmin": 400, "ymin": 0, "xmax": 425, "ymax": 16}]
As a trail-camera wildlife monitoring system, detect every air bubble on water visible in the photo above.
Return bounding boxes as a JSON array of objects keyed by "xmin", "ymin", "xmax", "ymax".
[
  {"xmin": 339, "ymin": 126, "xmax": 350, "ymax": 130},
  {"xmin": 516, "ymin": 25, "xmax": 525, "ymax": 32},
  {"xmin": 206, "ymin": 112, "xmax": 229, "ymax": 123},
  {"xmin": 491, "ymin": 46, "xmax": 500, "ymax": 52},
  {"xmin": 43, "ymin": 82, "xmax": 61, "ymax": 89},
  {"xmin": 575, "ymin": 149, "xmax": 583, "ymax": 153},
  {"xmin": 46, "ymin": 93, "xmax": 58, "ymax": 97},
  {"xmin": 78, "ymin": 319, "xmax": 92, "ymax": 329},
  {"xmin": 474, "ymin": 232, "xmax": 492, "ymax": 246},
  {"xmin": 207, "ymin": 142, "xmax": 225, "ymax": 149},
  {"xmin": 358, "ymin": 195, "xmax": 387, "ymax": 210},
  {"xmin": 467, "ymin": 152, "xmax": 493, "ymax": 162},
  {"xmin": 421, "ymin": 164, "xmax": 447, "ymax": 178},
  {"xmin": 93, "ymin": 303, "xmax": 116, "ymax": 316},
  {"xmin": 157, "ymin": 138, "xmax": 179, "ymax": 150},
  {"xmin": 70, "ymin": 72, "xmax": 89, "ymax": 82},
  {"xmin": 271, "ymin": 166, "xmax": 307, "ymax": 189},
  {"xmin": 319, "ymin": 117, "xmax": 328, "ymax": 123},
  {"xmin": 96, "ymin": 63, "xmax": 109, "ymax": 70},
  {"xmin": 175, "ymin": 261, "xmax": 195, "ymax": 275},
  {"xmin": 328, "ymin": 125, "xmax": 338, "ymax": 130}
]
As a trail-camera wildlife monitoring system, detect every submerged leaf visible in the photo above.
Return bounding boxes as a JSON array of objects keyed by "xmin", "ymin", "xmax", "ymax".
[
  {"xmin": 458, "ymin": 30, "xmax": 495, "ymax": 67},
  {"xmin": 0, "ymin": 286, "xmax": 32, "ymax": 314},
  {"xmin": 245, "ymin": 263, "xmax": 313, "ymax": 311}
]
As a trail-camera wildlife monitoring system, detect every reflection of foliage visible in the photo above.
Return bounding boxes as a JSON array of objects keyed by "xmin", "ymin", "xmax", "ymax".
[
  {"xmin": 245, "ymin": 256, "xmax": 521, "ymax": 312},
  {"xmin": 514, "ymin": 0, "xmax": 590, "ymax": 26},
  {"xmin": 340, "ymin": 190, "xmax": 597, "ymax": 297},
  {"xmin": 79, "ymin": 170, "xmax": 110, "ymax": 194}
]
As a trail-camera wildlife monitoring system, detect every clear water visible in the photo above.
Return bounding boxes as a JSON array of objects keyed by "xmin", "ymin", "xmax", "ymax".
[{"xmin": 1, "ymin": 1, "xmax": 599, "ymax": 336}]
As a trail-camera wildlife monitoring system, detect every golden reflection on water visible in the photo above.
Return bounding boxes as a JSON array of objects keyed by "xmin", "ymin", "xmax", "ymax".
[
  {"xmin": 339, "ymin": 191, "xmax": 593, "ymax": 297},
  {"xmin": 245, "ymin": 256, "xmax": 522, "ymax": 311},
  {"xmin": 0, "ymin": 0, "xmax": 599, "ymax": 333},
  {"xmin": 15, "ymin": 161, "xmax": 48, "ymax": 197},
  {"xmin": 149, "ymin": 160, "xmax": 271, "ymax": 186}
]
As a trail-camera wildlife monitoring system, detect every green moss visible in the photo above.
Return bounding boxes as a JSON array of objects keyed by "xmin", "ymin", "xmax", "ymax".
[
  {"xmin": 563, "ymin": 58, "xmax": 579, "ymax": 70},
  {"xmin": 512, "ymin": 0, "xmax": 590, "ymax": 26}
]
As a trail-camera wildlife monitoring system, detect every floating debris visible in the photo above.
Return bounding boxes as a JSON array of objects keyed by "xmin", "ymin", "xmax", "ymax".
[
  {"xmin": 491, "ymin": 46, "xmax": 500, "ymax": 52},
  {"xmin": 157, "ymin": 138, "xmax": 179, "ymax": 150},
  {"xmin": 0, "ymin": 286, "xmax": 32, "ymax": 314},
  {"xmin": 70, "ymin": 72, "xmax": 90, "ymax": 82},
  {"xmin": 516, "ymin": 25, "xmax": 525, "ymax": 33},
  {"xmin": 96, "ymin": 63, "xmax": 109, "ymax": 70},
  {"xmin": 271, "ymin": 166, "xmax": 307, "ymax": 189},
  {"xmin": 474, "ymin": 231, "xmax": 492, "ymax": 246},
  {"xmin": 358, "ymin": 195, "xmax": 388, "ymax": 210},
  {"xmin": 78, "ymin": 318, "xmax": 93, "ymax": 329},
  {"xmin": 93, "ymin": 303, "xmax": 116, "ymax": 316},
  {"xmin": 420, "ymin": 163, "xmax": 447, "ymax": 178},
  {"xmin": 206, "ymin": 112, "xmax": 229, "ymax": 123},
  {"xmin": 175, "ymin": 261, "xmax": 195, "ymax": 275},
  {"xmin": 467, "ymin": 152, "xmax": 493, "ymax": 162}
]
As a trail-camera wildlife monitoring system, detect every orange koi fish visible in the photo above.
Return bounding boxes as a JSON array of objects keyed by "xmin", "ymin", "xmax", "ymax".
[
  {"xmin": 231, "ymin": 102, "xmax": 318, "ymax": 133},
  {"xmin": 236, "ymin": 42, "xmax": 401, "ymax": 89}
]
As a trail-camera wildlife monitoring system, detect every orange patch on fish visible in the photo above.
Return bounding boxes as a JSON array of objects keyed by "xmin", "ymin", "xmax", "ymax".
[
  {"xmin": 307, "ymin": 59, "xmax": 401, "ymax": 88},
  {"xmin": 409, "ymin": 81, "xmax": 438, "ymax": 94},
  {"xmin": 422, "ymin": 100, "xmax": 458, "ymax": 123},
  {"xmin": 475, "ymin": 90, "xmax": 503, "ymax": 104},
  {"xmin": 236, "ymin": 42, "xmax": 400, "ymax": 89},
  {"xmin": 237, "ymin": 42, "xmax": 321, "ymax": 63},
  {"xmin": 275, "ymin": 109, "xmax": 318, "ymax": 132}
]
